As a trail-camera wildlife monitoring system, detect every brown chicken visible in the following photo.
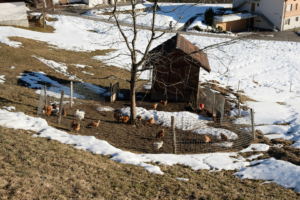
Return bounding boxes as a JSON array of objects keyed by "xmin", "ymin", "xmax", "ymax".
[
  {"xmin": 155, "ymin": 129, "xmax": 165, "ymax": 140},
  {"xmin": 221, "ymin": 133, "xmax": 228, "ymax": 141},
  {"xmin": 45, "ymin": 105, "xmax": 52, "ymax": 116},
  {"xmin": 137, "ymin": 116, "xmax": 142, "ymax": 121},
  {"xmin": 146, "ymin": 117, "xmax": 154, "ymax": 125},
  {"xmin": 114, "ymin": 112, "xmax": 121, "ymax": 122},
  {"xmin": 71, "ymin": 120, "xmax": 80, "ymax": 132},
  {"xmin": 204, "ymin": 135, "xmax": 211, "ymax": 143},
  {"xmin": 88, "ymin": 120, "xmax": 100, "ymax": 127},
  {"xmin": 160, "ymin": 100, "xmax": 167, "ymax": 106},
  {"xmin": 148, "ymin": 103, "xmax": 158, "ymax": 110},
  {"xmin": 122, "ymin": 115, "xmax": 129, "ymax": 123},
  {"xmin": 62, "ymin": 107, "xmax": 67, "ymax": 117}
]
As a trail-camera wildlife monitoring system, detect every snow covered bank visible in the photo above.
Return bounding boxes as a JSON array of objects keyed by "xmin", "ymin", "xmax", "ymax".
[
  {"xmin": 0, "ymin": 75, "xmax": 5, "ymax": 84},
  {"xmin": 235, "ymin": 158, "xmax": 300, "ymax": 193}
]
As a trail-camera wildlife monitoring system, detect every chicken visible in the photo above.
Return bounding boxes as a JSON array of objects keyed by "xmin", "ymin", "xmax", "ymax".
[
  {"xmin": 137, "ymin": 116, "xmax": 142, "ymax": 121},
  {"xmin": 146, "ymin": 117, "xmax": 154, "ymax": 125},
  {"xmin": 122, "ymin": 115, "xmax": 129, "ymax": 124},
  {"xmin": 62, "ymin": 107, "xmax": 67, "ymax": 117},
  {"xmin": 71, "ymin": 120, "xmax": 80, "ymax": 132},
  {"xmin": 148, "ymin": 103, "xmax": 158, "ymax": 110},
  {"xmin": 75, "ymin": 109, "xmax": 85, "ymax": 121},
  {"xmin": 88, "ymin": 120, "xmax": 100, "ymax": 127},
  {"xmin": 160, "ymin": 100, "xmax": 167, "ymax": 106},
  {"xmin": 155, "ymin": 129, "xmax": 165, "ymax": 140},
  {"xmin": 221, "ymin": 133, "xmax": 228, "ymax": 141},
  {"xmin": 114, "ymin": 112, "xmax": 121, "ymax": 122},
  {"xmin": 45, "ymin": 105, "xmax": 52, "ymax": 116},
  {"xmin": 151, "ymin": 141, "xmax": 163, "ymax": 150},
  {"xmin": 204, "ymin": 135, "xmax": 211, "ymax": 143},
  {"xmin": 43, "ymin": 105, "xmax": 47, "ymax": 112},
  {"xmin": 212, "ymin": 115, "xmax": 217, "ymax": 122},
  {"xmin": 52, "ymin": 104, "xmax": 57, "ymax": 109}
]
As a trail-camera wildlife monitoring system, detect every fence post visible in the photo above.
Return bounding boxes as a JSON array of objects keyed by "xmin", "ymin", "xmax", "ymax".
[
  {"xmin": 212, "ymin": 92, "xmax": 215, "ymax": 117},
  {"xmin": 238, "ymin": 80, "xmax": 240, "ymax": 91},
  {"xmin": 70, "ymin": 81, "xmax": 73, "ymax": 108},
  {"xmin": 171, "ymin": 116, "xmax": 176, "ymax": 154},
  {"xmin": 110, "ymin": 83, "xmax": 113, "ymax": 103},
  {"xmin": 290, "ymin": 82, "xmax": 292, "ymax": 92},
  {"xmin": 250, "ymin": 109, "xmax": 255, "ymax": 141},
  {"xmin": 238, "ymin": 96, "xmax": 241, "ymax": 117},
  {"xmin": 58, "ymin": 90, "xmax": 65, "ymax": 125},
  {"xmin": 44, "ymin": 85, "xmax": 47, "ymax": 107}
]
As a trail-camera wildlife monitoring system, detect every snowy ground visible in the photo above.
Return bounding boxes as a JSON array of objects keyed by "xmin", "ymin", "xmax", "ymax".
[
  {"xmin": 1, "ymin": 108, "xmax": 300, "ymax": 192},
  {"xmin": 1, "ymin": 3, "xmax": 300, "ymax": 191},
  {"xmin": 86, "ymin": 3, "xmax": 231, "ymax": 30}
]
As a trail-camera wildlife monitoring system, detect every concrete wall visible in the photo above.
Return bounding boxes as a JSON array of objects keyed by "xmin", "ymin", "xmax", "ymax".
[
  {"xmin": 252, "ymin": 16, "xmax": 269, "ymax": 30},
  {"xmin": 257, "ymin": 0, "xmax": 284, "ymax": 30},
  {"xmin": 0, "ymin": 2, "xmax": 29, "ymax": 27}
]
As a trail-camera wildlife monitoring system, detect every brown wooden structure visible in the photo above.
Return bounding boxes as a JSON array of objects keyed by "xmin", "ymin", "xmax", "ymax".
[{"xmin": 146, "ymin": 34, "xmax": 211, "ymax": 102}]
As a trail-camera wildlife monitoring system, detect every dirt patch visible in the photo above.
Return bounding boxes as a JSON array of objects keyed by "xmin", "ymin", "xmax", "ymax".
[{"xmin": 276, "ymin": 102, "xmax": 286, "ymax": 105}]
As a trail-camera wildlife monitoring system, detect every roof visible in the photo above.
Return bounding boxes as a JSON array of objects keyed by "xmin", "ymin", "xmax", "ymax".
[{"xmin": 147, "ymin": 33, "xmax": 211, "ymax": 72}]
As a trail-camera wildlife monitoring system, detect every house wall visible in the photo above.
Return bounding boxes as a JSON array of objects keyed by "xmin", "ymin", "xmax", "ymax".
[
  {"xmin": 253, "ymin": 16, "xmax": 270, "ymax": 30},
  {"xmin": 0, "ymin": 2, "xmax": 29, "ymax": 27},
  {"xmin": 216, "ymin": 18, "xmax": 247, "ymax": 32},
  {"xmin": 151, "ymin": 51, "xmax": 200, "ymax": 102},
  {"xmin": 283, "ymin": 0, "xmax": 300, "ymax": 30}
]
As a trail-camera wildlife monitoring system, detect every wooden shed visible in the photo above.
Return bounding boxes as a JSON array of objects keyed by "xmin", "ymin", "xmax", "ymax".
[{"xmin": 146, "ymin": 34, "xmax": 211, "ymax": 102}]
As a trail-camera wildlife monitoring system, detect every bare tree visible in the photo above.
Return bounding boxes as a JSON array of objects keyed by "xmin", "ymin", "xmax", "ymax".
[{"xmin": 98, "ymin": 0, "xmax": 252, "ymax": 123}]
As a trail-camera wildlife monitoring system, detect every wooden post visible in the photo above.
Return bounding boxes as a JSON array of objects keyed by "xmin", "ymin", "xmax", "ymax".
[
  {"xmin": 212, "ymin": 92, "xmax": 215, "ymax": 117},
  {"xmin": 250, "ymin": 109, "xmax": 255, "ymax": 141},
  {"xmin": 290, "ymin": 82, "xmax": 292, "ymax": 92},
  {"xmin": 70, "ymin": 81, "xmax": 73, "ymax": 108},
  {"xmin": 238, "ymin": 80, "xmax": 240, "ymax": 92},
  {"xmin": 171, "ymin": 116, "xmax": 176, "ymax": 154},
  {"xmin": 238, "ymin": 96, "xmax": 241, "ymax": 117},
  {"xmin": 253, "ymin": 74, "xmax": 254, "ymax": 82},
  {"xmin": 44, "ymin": 85, "xmax": 47, "ymax": 107},
  {"xmin": 110, "ymin": 83, "xmax": 113, "ymax": 103},
  {"xmin": 58, "ymin": 90, "xmax": 65, "ymax": 125}
]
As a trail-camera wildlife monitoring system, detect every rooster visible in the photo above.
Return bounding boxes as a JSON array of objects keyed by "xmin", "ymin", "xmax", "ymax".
[
  {"xmin": 122, "ymin": 115, "xmax": 129, "ymax": 124},
  {"xmin": 71, "ymin": 120, "xmax": 80, "ymax": 132},
  {"xmin": 137, "ymin": 116, "xmax": 142, "ymax": 121},
  {"xmin": 45, "ymin": 105, "xmax": 52, "ymax": 116},
  {"xmin": 75, "ymin": 109, "xmax": 85, "ymax": 121},
  {"xmin": 155, "ymin": 129, "xmax": 164, "ymax": 140},
  {"xmin": 204, "ymin": 135, "xmax": 211, "ymax": 143},
  {"xmin": 160, "ymin": 100, "xmax": 167, "ymax": 106},
  {"xmin": 88, "ymin": 120, "xmax": 100, "ymax": 127},
  {"xmin": 221, "ymin": 133, "xmax": 228, "ymax": 141},
  {"xmin": 148, "ymin": 103, "xmax": 158, "ymax": 110},
  {"xmin": 146, "ymin": 117, "xmax": 154, "ymax": 125},
  {"xmin": 62, "ymin": 107, "xmax": 67, "ymax": 117}
]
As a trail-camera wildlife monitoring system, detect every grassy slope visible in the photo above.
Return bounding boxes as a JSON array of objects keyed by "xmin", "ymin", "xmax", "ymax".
[{"xmin": 0, "ymin": 35, "xmax": 299, "ymax": 199}]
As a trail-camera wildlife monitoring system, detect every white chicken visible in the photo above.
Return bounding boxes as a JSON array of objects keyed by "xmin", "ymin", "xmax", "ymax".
[
  {"xmin": 75, "ymin": 109, "xmax": 85, "ymax": 121},
  {"xmin": 151, "ymin": 141, "xmax": 163, "ymax": 150}
]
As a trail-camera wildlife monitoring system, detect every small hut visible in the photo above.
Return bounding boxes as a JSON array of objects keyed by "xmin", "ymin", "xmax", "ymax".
[{"xmin": 146, "ymin": 33, "xmax": 211, "ymax": 102}]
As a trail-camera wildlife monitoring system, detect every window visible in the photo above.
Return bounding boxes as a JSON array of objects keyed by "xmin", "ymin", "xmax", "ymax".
[
  {"xmin": 296, "ymin": 3, "xmax": 298, "ymax": 10},
  {"xmin": 286, "ymin": 4, "xmax": 292, "ymax": 11},
  {"xmin": 296, "ymin": 17, "xmax": 299, "ymax": 21},
  {"xmin": 285, "ymin": 19, "xmax": 290, "ymax": 25}
]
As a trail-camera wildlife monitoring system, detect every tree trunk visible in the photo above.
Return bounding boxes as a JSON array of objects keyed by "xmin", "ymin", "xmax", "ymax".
[{"xmin": 130, "ymin": 78, "xmax": 136, "ymax": 125}]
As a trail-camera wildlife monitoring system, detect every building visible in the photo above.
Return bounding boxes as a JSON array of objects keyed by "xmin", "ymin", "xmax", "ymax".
[
  {"xmin": 146, "ymin": 34, "xmax": 211, "ymax": 102},
  {"xmin": 215, "ymin": 0, "xmax": 300, "ymax": 32},
  {"xmin": 0, "ymin": 0, "xmax": 29, "ymax": 27}
]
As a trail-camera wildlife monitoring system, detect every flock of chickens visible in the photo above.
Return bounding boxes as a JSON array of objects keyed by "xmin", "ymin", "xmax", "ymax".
[
  {"xmin": 43, "ymin": 104, "xmax": 100, "ymax": 132},
  {"xmin": 43, "ymin": 99, "xmax": 229, "ymax": 150}
]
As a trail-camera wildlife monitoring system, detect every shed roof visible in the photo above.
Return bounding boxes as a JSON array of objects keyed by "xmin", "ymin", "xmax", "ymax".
[{"xmin": 148, "ymin": 33, "xmax": 211, "ymax": 72}]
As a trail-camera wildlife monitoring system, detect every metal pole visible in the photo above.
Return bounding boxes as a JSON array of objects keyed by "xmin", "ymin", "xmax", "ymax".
[
  {"xmin": 110, "ymin": 83, "xmax": 113, "ymax": 103},
  {"xmin": 250, "ymin": 109, "xmax": 255, "ymax": 141},
  {"xmin": 58, "ymin": 90, "xmax": 65, "ymax": 125},
  {"xmin": 171, "ymin": 116, "xmax": 176, "ymax": 154},
  {"xmin": 70, "ymin": 81, "xmax": 73, "ymax": 108},
  {"xmin": 44, "ymin": 85, "xmax": 47, "ymax": 107},
  {"xmin": 238, "ymin": 96, "xmax": 241, "ymax": 117}
]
